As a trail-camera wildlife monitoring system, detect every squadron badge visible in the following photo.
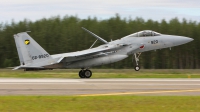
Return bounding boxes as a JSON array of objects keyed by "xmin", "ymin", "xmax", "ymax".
[{"xmin": 24, "ymin": 39, "xmax": 30, "ymax": 45}]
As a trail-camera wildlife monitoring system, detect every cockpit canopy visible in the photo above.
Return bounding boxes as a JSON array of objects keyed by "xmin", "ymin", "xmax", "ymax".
[{"xmin": 126, "ymin": 30, "xmax": 161, "ymax": 37}]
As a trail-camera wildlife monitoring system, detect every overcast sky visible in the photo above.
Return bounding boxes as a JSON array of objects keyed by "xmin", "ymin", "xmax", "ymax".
[{"xmin": 1, "ymin": 0, "xmax": 200, "ymax": 23}]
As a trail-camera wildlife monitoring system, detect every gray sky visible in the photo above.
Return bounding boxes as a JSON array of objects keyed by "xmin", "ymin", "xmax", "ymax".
[{"xmin": 1, "ymin": 0, "xmax": 200, "ymax": 23}]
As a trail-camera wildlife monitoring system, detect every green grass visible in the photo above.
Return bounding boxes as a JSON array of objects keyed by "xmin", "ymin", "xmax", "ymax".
[
  {"xmin": 0, "ymin": 96, "xmax": 200, "ymax": 112},
  {"xmin": 0, "ymin": 69, "xmax": 200, "ymax": 78}
]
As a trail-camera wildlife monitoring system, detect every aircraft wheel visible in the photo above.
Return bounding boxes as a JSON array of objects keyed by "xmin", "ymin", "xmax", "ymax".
[
  {"xmin": 79, "ymin": 70, "xmax": 85, "ymax": 78},
  {"xmin": 135, "ymin": 66, "xmax": 140, "ymax": 71},
  {"xmin": 84, "ymin": 69, "xmax": 92, "ymax": 78}
]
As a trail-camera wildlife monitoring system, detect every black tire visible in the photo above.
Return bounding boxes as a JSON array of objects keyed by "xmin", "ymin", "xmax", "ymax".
[
  {"xmin": 135, "ymin": 66, "xmax": 140, "ymax": 71},
  {"xmin": 79, "ymin": 70, "xmax": 85, "ymax": 78},
  {"xmin": 84, "ymin": 70, "xmax": 92, "ymax": 78}
]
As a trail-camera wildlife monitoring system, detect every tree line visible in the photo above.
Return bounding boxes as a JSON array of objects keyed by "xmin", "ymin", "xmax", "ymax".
[{"xmin": 0, "ymin": 15, "xmax": 199, "ymax": 69}]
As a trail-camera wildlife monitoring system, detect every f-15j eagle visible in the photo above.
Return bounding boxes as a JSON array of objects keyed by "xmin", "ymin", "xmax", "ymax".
[{"xmin": 13, "ymin": 27, "xmax": 193, "ymax": 78}]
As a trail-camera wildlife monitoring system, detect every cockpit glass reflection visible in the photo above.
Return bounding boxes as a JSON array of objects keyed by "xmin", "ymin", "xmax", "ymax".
[{"xmin": 128, "ymin": 30, "xmax": 161, "ymax": 37}]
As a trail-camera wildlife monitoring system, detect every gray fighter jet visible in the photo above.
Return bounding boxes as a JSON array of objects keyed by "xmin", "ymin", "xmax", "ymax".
[{"xmin": 13, "ymin": 27, "xmax": 193, "ymax": 78}]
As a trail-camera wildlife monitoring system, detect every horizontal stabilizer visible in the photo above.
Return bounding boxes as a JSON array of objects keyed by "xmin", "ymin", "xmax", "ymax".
[
  {"xmin": 13, "ymin": 66, "xmax": 44, "ymax": 70},
  {"xmin": 82, "ymin": 27, "xmax": 108, "ymax": 44}
]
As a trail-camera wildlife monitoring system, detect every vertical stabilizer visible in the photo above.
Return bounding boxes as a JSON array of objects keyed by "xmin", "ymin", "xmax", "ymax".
[{"xmin": 14, "ymin": 32, "xmax": 52, "ymax": 66}]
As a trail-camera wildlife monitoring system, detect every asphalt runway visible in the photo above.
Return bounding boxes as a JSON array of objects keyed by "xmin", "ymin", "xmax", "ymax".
[{"xmin": 0, "ymin": 78, "xmax": 200, "ymax": 96}]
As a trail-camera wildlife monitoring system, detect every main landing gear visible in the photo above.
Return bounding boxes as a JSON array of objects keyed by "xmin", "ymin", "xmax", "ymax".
[
  {"xmin": 133, "ymin": 53, "xmax": 141, "ymax": 71},
  {"xmin": 79, "ymin": 69, "xmax": 92, "ymax": 78}
]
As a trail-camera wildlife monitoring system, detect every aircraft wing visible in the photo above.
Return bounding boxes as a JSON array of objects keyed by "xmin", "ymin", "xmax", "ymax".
[
  {"xmin": 53, "ymin": 43, "xmax": 141, "ymax": 63},
  {"xmin": 53, "ymin": 47, "xmax": 113, "ymax": 63}
]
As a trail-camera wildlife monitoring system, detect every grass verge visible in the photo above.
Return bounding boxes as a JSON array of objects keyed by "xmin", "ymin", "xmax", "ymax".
[
  {"xmin": 0, "ymin": 96, "xmax": 200, "ymax": 112},
  {"xmin": 0, "ymin": 69, "xmax": 200, "ymax": 78}
]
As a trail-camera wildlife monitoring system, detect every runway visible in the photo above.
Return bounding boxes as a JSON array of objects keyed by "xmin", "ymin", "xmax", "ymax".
[{"xmin": 0, "ymin": 78, "xmax": 200, "ymax": 96}]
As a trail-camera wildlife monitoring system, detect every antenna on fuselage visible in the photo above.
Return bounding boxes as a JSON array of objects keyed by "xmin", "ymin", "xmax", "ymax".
[
  {"xmin": 82, "ymin": 27, "xmax": 108, "ymax": 49},
  {"xmin": 89, "ymin": 39, "xmax": 98, "ymax": 49},
  {"xmin": 82, "ymin": 27, "xmax": 108, "ymax": 44}
]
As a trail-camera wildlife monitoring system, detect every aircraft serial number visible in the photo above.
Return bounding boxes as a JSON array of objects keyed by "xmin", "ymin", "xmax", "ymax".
[
  {"xmin": 32, "ymin": 54, "xmax": 49, "ymax": 60},
  {"xmin": 151, "ymin": 40, "xmax": 158, "ymax": 44}
]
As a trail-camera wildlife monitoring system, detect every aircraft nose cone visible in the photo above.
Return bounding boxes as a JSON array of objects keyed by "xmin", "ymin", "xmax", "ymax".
[
  {"xmin": 181, "ymin": 37, "xmax": 194, "ymax": 43},
  {"xmin": 173, "ymin": 36, "xmax": 193, "ymax": 46},
  {"xmin": 188, "ymin": 37, "xmax": 194, "ymax": 42}
]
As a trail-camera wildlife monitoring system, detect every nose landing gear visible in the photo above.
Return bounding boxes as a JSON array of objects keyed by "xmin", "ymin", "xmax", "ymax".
[
  {"xmin": 79, "ymin": 69, "xmax": 92, "ymax": 78},
  {"xmin": 133, "ymin": 53, "xmax": 141, "ymax": 71},
  {"xmin": 135, "ymin": 66, "xmax": 140, "ymax": 71}
]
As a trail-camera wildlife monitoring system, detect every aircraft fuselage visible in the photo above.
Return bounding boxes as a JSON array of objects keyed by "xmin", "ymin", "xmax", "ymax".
[{"xmin": 63, "ymin": 34, "xmax": 193, "ymax": 69}]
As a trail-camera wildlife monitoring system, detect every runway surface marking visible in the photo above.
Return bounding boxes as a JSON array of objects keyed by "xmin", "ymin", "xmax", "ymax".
[
  {"xmin": 0, "ymin": 78, "xmax": 200, "ymax": 95},
  {"xmin": 78, "ymin": 89, "xmax": 200, "ymax": 96},
  {"xmin": 0, "ymin": 78, "xmax": 82, "ymax": 83}
]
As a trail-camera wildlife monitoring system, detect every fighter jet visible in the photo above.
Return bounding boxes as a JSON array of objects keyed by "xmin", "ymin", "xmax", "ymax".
[{"xmin": 13, "ymin": 27, "xmax": 193, "ymax": 78}]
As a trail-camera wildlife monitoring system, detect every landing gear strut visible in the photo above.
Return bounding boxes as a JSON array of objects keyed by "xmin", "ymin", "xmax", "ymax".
[
  {"xmin": 79, "ymin": 69, "xmax": 92, "ymax": 78},
  {"xmin": 133, "ymin": 53, "xmax": 141, "ymax": 71}
]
